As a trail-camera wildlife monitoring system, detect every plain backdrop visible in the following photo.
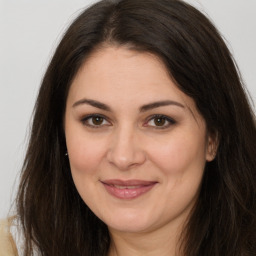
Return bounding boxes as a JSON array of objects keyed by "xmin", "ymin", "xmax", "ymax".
[{"xmin": 0, "ymin": 0, "xmax": 255, "ymax": 219}]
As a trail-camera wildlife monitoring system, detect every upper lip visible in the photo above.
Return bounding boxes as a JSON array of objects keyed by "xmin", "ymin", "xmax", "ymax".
[{"xmin": 101, "ymin": 179, "xmax": 158, "ymax": 186}]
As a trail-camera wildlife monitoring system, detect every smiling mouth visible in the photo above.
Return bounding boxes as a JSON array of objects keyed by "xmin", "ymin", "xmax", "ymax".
[{"xmin": 101, "ymin": 179, "xmax": 158, "ymax": 199}]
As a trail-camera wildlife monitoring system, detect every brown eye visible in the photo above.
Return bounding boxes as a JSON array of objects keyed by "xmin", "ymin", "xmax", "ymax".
[
  {"xmin": 146, "ymin": 115, "xmax": 176, "ymax": 129},
  {"xmin": 154, "ymin": 117, "xmax": 167, "ymax": 126},
  {"xmin": 81, "ymin": 115, "xmax": 111, "ymax": 128},
  {"xmin": 92, "ymin": 116, "xmax": 104, "ymax": 125}
]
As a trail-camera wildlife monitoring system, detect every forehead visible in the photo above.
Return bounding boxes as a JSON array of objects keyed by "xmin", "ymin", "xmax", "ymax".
[
  {"xmin": 72, "ymin": 46, "xmax": 171, "ymax": 89},
  {"xmin": 67, "ymin": 46, "xmax": 199, "ymax": 115}
]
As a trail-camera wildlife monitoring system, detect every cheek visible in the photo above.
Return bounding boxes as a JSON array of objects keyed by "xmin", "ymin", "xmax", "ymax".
[
  {"xmin": 66, "ymin": 135, "xmax": 108, "ymax": 205},
  {"xmin": 148, "ymin": 132, "xmax": 207, "ymax": 176},
  {"xmin": 66, "ymin": 133, "xmax": 107, "ymax": 175}
]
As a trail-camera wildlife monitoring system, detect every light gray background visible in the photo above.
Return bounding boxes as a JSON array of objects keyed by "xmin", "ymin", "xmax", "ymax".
[{"xmin": 0, "ymin": 0, "xmax": 255, "ymax": 219}]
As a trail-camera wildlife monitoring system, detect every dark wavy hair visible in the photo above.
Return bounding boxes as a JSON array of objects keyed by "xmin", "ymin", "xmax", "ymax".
[{"xmin": 16, "ymin": 0, "xmax": 256, "ymax": 255}]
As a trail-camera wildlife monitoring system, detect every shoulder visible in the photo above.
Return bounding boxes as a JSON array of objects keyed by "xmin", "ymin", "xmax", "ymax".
[{"xmin": 0, "ymin": 219, "xmax": 18, "ymax": 256}]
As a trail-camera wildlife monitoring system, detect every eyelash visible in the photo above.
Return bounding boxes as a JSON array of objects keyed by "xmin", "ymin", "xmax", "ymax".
[
  {"xmin": 145, "ymin": 114, "xmax": 176, "ymax": 129},
  {"xmin": 80, "ymin": 114, "xmax": 176, "ymax": 129},
  {"xmin": 81, "ymin": 114, "xmax": 111, "ymax": 128}
]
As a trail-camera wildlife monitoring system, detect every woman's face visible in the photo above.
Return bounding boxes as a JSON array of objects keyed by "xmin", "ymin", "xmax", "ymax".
[{"xmin": 65, "ymin": 46, "xmax": 215, "ymax": 235}]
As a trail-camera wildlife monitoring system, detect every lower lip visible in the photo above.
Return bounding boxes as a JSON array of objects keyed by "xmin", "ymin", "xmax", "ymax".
[{"xmin": 102, "ymin": 183, "xmax": 156, "ymax": 200}]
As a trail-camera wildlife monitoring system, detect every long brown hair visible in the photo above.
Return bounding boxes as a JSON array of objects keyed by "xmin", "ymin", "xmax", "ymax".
[{"xmin": 16, "ymin": 0, "xmax": 256, "ymax": 255}]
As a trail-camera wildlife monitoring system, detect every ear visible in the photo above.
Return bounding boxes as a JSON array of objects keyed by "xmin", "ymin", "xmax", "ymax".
[{"xmin": 206, "ymin": 131, "xmax": 219, "ymax": 162}]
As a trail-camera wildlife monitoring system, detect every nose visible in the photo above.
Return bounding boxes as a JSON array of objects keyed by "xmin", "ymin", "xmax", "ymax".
[{"xmin": 106, "ymin": 126, "xmax": 146, "ymax": 170}]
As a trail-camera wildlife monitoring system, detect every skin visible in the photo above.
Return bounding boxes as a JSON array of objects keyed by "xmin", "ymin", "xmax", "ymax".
[{"xmin": 64, "ymin": 46, "xmax": 216, "ymax": 256}]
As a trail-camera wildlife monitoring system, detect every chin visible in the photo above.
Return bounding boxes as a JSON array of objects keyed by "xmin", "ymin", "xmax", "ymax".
[
  {"xmin": 108, "ymin": 220, "xmax": 153, "ymax": 233},
  {"xmin": 100, "ymin": 209, "xmax": 158, "ymax": 233}
]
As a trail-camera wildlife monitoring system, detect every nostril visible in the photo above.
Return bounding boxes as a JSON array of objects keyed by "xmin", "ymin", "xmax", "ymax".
[
  {"xmin": 106, "ymin": 146, "xmax": 146, "ymax": 170},
  {"xmin": 106, "ymin": 128, "xmax": 146, "ymax": 169}
]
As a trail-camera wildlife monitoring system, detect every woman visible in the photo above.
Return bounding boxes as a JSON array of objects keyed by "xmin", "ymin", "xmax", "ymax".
[{"xmin": 3, "ymin": 0, "xmax": 256, "ymax": 255}]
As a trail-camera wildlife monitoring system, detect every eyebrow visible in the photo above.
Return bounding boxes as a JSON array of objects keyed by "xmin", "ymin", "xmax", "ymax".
[
  {"xmin": 72, "ymin": 98, "xmax": 185, "ymax": 112},
  {"xmin": 72, "ymin": 99, "xmax": 112, "ymax": 111},
  {"xmin": 139, "ymin": 100, "xmax": 185, "ymax": 112}
]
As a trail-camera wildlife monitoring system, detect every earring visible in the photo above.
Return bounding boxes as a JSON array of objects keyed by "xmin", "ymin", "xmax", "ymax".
[{"xmin": 65, "ymin": 152, "xmax": 68, "ymax": 156}]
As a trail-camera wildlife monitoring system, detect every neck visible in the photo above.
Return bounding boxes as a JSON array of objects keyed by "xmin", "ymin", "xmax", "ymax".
[{"xmin": 107, "ymin": 221, "xmax": 185, "ymax": 256}]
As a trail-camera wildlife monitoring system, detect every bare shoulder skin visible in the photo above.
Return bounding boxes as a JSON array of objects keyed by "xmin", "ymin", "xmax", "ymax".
[{"xmin": 0, "ymin": 219, "xmax": 18, "ymax": 256}]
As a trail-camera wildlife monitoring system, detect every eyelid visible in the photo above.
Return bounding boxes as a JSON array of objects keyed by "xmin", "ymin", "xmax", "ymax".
[
  {"xmin": 144, "ymin": 114, "xmax": 176, "ymax": 129},
  {"xmin": 80, "ymin": 113, "xmax": 176, "ymax": 129},
  {"xmin": 81, "ymin": 114, "xmax": 112, "ymax": 128}
]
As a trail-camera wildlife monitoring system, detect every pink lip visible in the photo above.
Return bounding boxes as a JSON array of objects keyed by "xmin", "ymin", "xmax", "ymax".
[{"xmin": 101, "ymin": 179, "xmax": 158, "ymax": 200}]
